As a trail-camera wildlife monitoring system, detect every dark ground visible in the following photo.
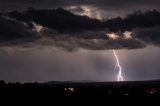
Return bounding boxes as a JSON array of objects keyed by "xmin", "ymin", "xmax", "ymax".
[{"xmin": 0, "ymin": 80, "xmax": 160, "ymax": 105}]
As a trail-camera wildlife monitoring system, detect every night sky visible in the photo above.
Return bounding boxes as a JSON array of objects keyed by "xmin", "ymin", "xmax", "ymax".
[{"xmin": 0, "ymin": 0, "xmax": 160, "ymax": 82}]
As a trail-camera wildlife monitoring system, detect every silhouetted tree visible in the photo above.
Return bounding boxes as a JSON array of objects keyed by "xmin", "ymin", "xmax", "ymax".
[{"xmin": 0, "ymin": 80, "xmax": 5, "ymax": 86}]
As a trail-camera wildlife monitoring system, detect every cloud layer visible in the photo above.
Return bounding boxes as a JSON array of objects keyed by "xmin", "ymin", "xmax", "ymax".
[
  {"xmin": 0, "ymin": 0, "xmax": 160, "ymax": 18},
  {"xmin": 0, "ymin": 8, "xmax": 160, "ymax": 50}
]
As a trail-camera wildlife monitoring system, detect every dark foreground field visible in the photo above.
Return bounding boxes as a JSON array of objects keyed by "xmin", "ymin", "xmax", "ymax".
[{"xmin": 0, "ymin": 80, "xmax": 160, "ymax": 105}]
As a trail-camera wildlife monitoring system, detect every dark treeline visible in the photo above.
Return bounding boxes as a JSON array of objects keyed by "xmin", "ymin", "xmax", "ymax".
[
  {"xmin": 1, "ymin": 80, "xmax": 160, "ymax": 104},
  {"xmin": 1, "ymin": 80, "xmax": 160, "ymax": 96}
]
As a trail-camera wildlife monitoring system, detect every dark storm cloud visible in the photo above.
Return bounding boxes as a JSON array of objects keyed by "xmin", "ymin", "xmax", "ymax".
[
  {"xmin": 133, "ymin": 26, "xmax": 160, "ymax": 46},
  {"xmin": 0, "ymin": 14, "xmax": 146, "ymax": 50},
  {"xmin": 48, "ymin": 38, "xmax": 145, "ymax": 51},
  {"xmin": 0, "ymin": 0, "xmax": 160, "ymax": 18},
  {"xmin": 0, "ymin": 8, "xmax": 160, "ymax": 50},
  {"xmin": 0, "ymin": 15, "xmax": 39, "ymax": 44},
  {"xmin": 5, "ymin": 8, "xmax": 160, "ymax": 33},
  {"xmin": 1, "ymin": 0, "xmax": 160, "ymax": 10}
]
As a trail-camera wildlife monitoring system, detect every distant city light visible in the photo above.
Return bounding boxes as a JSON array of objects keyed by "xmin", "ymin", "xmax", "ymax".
[{"xmin": 64, "ymin": 87, "xmax": 75, "ymax": 92}]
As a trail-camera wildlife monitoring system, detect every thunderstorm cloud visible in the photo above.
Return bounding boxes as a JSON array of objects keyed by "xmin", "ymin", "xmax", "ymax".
[{"xmin": 0, "ymin": 8, "xmax": 160, "ymax": 50}]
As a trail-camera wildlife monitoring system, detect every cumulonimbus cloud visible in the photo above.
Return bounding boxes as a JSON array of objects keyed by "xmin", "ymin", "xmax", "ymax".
[{"xmin": 0, "ymin": 8, "xmax": 160, "ymax": 51}]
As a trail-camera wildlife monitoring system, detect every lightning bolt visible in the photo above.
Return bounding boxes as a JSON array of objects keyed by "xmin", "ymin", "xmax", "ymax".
[{"xmin": 113, "ymin": 50, "xmax": 124, "ymax": 81}]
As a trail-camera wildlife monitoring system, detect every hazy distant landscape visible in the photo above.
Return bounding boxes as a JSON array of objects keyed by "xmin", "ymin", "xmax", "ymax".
[
  {"xmin": 1, "ymin": 80, "xmax": 160, "ymax": 97},
  {"xmin": 1, "ymin": 80, "xmax": 160, "ymax": 104}
]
